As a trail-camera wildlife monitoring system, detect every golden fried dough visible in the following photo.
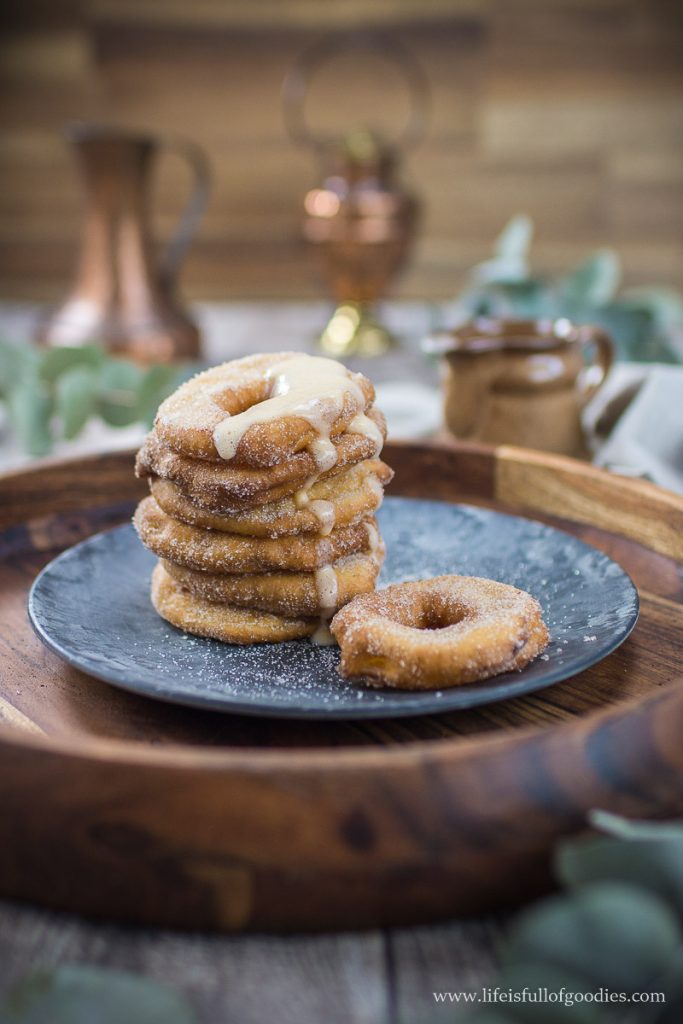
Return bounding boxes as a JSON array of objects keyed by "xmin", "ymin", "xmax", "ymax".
[
  {"xmin": 136, "ymin": 406, "xmax": 387, "ymax": 513},
  {"xmin": 151, "ymin": 563, "xmax": 317, "ymax": 643},
  {"xmin": 154, "ymin": 352, "xmax": 375, "ymax": 464},
  {"xmin": 134, "ymin": 495, "xmax": 379, "ymax": 574},
  {"xmin": 149, "ymin": 458, "xmax": 393, "ymax": 538},
  {"xmin": 162, "ymin": 547, "xmax": 385, "ymax": 617},
  {"xmin": 330, "ymin": 576, "xmax": 549, "ymax": 689}
]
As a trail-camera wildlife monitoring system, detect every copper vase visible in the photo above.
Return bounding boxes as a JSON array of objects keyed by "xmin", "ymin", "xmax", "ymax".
[
  {"xmin": 302, "ymin": 131, "xmax": 419, "ymax": 356},
  {"xmin": 38, "ymin": 123, "xmax": 210, "ymax": 363},
  {"xmin": 283, "ymin": 33, "xmax": 429, "ymax": 356}
]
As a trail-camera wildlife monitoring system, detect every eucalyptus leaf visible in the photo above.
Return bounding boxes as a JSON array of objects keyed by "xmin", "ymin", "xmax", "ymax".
[
  {"xmin": 6, "ymin": 377, "xmax": 53, "ymax": 456},
  {"xmin": 472, "ymin": 259, "xmax": 531, "ymax": 287},
  {"xmin": 503, "ymin": 883, "xmax": 682, "ymax": 993},
  {"xmin": 98, "ymin": 358, "xmax": 144, "ymax": 427},
  {"xmin": 618, "ymin": 287, "xmax": 683, "ymax": 331},
  {"xmin": 556, "ymin": 250, "xmax": 621, "ymax": 309},
  {"xmin": 55, "ymin": 366, "xmax": 98, "ymax": 440},
  {"xmin": 471, "ymin": 215, "xmax": 534, "ymax": 286},
  {"xmin": 450, "ymin": 218, "xmax": 682, "ymax": 364},
  {"xmin": 557, "ymin": 839, "xmax": 683, "ymax": 921},
  {"xmin": 137, "ymin": 363, "xmax": 184, "ymax": 426},
  {"xmin": 0, "ymin": 340, "xmax": 38, "ymax": 394},
  {"xmin": 495, "ymin": 215, "xmax": 534, "ymax": 261},
  {"xmin": 585, "ymin": 303, "xmax": 662, "ymax": 362},
  {"xmin": 0, "ymin": 340, "xmax": 201, "ymax": 453},
  {"xmin": 0, "ymin": 965, "xmax": 197, "ymax": 1024},
  {"xmin": 490, "ymin": 280, "xmax": 549, "ymax": 318},
  {"xmin": 39, "ymin": 344, "xmax": 104, "ymax": 383},
  {"xmin": 589, "ymin": 810, "xmax": 683, "ymax": 841}
]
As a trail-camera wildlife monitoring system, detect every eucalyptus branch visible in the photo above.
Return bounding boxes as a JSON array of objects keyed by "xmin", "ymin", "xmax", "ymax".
[{"xmin": 0, "ymin": 341, "xmax": 196, "ymax": 456}]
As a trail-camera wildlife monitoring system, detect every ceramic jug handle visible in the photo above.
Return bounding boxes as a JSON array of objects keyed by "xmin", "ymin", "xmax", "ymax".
[
  {"xmin": 577, "ymin": 325, "xmax": 614, "ymax": 405},
  {"xmin": 157, "ymin": 139, "xmax": 211, "ymax": 291}
]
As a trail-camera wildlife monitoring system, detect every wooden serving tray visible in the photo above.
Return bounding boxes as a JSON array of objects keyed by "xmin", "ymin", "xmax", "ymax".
[{"xmin": 1, "ymin": 441, "xmax": 682, "ymax": 932}]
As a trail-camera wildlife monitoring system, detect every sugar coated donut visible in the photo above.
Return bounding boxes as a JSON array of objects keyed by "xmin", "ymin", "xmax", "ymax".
[
  {"xmin": 135, "ymin": 349, "xmax": 392, "ymax": 647},
  {"xmin": 330, "ymin": 575, "xmax": 549, "ymax": 689},
  {"xmin": 151, "ymin": 563, "xmax": 316, "ymax": 643},
  {"xmin": 162, "ymin": 548, "xmax": 385, "ymax": 618},
  {"xmin": 134, "ymin": 495, "xmax": 378, "ymax": 574},
  {"xmin": 154, "ymin": 352, "xmax": 376, "ymax": 466},
  {"xmin": 135, "ymin": 407, "xmax": 387, "ymax": 513},
  {"xmin": 150, "ymin": 459, "xmax": 393, "ymax": 538}
]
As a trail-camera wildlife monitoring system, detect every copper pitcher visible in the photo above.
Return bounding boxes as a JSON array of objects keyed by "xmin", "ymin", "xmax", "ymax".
[
  {"xmin": 282, "ymin": 33, "xmax": 428, "ymax": 356},
  {"xmin": 425, "ymin": 318, "xmax": 614, "ymax": 457},
  {"xmin": 38, "ymin": 123, "xmax": 210, "ymax": 362}
]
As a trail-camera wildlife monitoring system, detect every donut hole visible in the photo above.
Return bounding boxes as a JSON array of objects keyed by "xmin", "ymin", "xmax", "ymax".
[
  {"xmin": 211, "ymin": 380, "xmax": 270, "ymax": 416},
  {"xmin": 416, "ymin": 602, "xmax": 468, "ymax": 631},
  {"xmin": 385, "ymin": 595, "xmax": 468, "ymax": 632}
]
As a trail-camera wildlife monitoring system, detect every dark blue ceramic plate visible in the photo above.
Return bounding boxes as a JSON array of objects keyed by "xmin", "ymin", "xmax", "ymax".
[{"xmin": 28, "ymin": 497, "xmax": 639, "ymax": 719}]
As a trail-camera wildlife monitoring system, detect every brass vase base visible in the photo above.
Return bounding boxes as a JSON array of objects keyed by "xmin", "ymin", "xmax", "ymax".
[{"xmin": 318, "ymin": 303, "xmax": 394, "ymax": 358}]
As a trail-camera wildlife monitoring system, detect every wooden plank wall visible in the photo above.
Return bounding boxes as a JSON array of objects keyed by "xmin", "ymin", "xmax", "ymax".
[{"xmin": 0, "ymin": 0, "xmax": 681, "ymax": 301}]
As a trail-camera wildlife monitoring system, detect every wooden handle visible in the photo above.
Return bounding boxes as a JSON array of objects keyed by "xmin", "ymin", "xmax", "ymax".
[
  {"xmin": 495, "ymin": 444, "xmax": 683, "ymax": 561},
  {"xmin": 577, "ymin": 324, "xmax": 614, "ymax": 405}
]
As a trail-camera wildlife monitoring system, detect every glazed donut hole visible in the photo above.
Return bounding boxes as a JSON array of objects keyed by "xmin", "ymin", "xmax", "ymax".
[{"xmin": 208, "ymin": 379, "xmax": 269, "ymax": 417}]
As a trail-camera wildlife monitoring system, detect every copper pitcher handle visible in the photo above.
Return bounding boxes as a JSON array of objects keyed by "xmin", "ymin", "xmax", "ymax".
[
  {"xmin": 282, "ymin": 31, "xmax": 430, "ymax": 153},
  {"xmin": 157, "ymin": 139, "xmax": 211, "ymax": 291},
  {"xmin": 577, "ymin": 325, "xmax": 614, "ymax": 405}
]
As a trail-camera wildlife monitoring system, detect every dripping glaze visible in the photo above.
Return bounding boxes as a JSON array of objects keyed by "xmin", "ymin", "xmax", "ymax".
[{"xmin": 212, "ymin": 354, "xmax": 366, "ymax": 464}]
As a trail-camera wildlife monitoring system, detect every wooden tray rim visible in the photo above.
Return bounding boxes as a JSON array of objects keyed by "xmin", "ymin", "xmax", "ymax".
[
  {"xmin": 2, "ymin": 440, "xmax": 682, "ymax": 769},
  {"xmin": 2, "ymin": 441, "xmax": 683, "ymax": 930}
]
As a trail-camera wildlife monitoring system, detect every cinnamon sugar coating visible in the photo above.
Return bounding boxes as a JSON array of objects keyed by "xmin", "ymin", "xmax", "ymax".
[
  {"xmin": 162, "ymin": 546, "xmax": 385, "ymax": 618},
  {"xmin": 151, "ymin": 563, "xmax": 317, "ymax": 643},
  {"xmin": 154, "ymin": 351, "xmax": 375, "ymax": 465},
  {"xmin": 330, "ymin": 576, "xmax": 549, "ymax": 690},
  {"xmin": 136, "ymin": 407, "xmax": 387, "ymax": 513},
  {"xmin": 150, "ymin": 459, "xmax": 393, "ymax": 538},
  {"xmin": 134, "ymin": 495, "xmax": 379, "ymax": 574},
  {"xmin": 136, "ymin": 351, "xmax": 392, "ymax": 646}
]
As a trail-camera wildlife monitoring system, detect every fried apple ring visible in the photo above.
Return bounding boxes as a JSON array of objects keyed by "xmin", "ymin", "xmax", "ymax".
[
  {"xmin": 150, "ymin": 459, "xmax": 393, "ymax": 538},
  {"xmin": 154, "ymin": 352, "xmax": 375, "ymax": 465},
  {"xmin": 162, "ymin": 548, "xmax": 385, "ymax": 617},
  {"xmin": 136, "ymin": 407, "xmax": 387, "ymax": 513},
  {"xmin": 151, "ymin": 563, "xmax": 316, "ymax": 643},
  {"xmin": 330, "ymin": 576, "xmax": 549, "ymax": 690},
  {"xmin": 134, "ymin": 496, "xmax": 378, "ymax": 573}
]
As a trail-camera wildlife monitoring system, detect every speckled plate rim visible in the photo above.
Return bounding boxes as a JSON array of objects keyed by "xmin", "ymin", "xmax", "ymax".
[{"xmin": 27, "ymin": 499, "xmax": 640, "ymax": 720}]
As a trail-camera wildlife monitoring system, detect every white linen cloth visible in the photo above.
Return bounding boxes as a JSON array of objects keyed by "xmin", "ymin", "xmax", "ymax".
[{"xmin": 584, "ymin": 363, "xmax": 683, "ymax": 493}]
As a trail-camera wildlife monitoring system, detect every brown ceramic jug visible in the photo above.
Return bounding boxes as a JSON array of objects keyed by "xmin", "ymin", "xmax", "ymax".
[
  {"xmin": 425, "ymin": 318, "xmax": 614, "ymax": 457},
  {"xmin": 38, "ymin": 123, "xmax": 210, "ymax": 362}
]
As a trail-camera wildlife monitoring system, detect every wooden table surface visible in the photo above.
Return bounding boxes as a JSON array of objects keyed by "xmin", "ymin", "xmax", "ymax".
[{"xmin": 0, "ymin": 899, "xmax": 504, "ymax": 1022}]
